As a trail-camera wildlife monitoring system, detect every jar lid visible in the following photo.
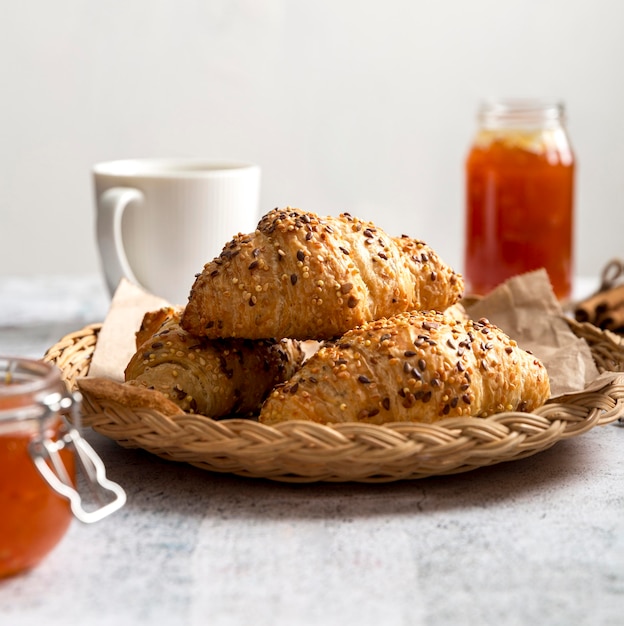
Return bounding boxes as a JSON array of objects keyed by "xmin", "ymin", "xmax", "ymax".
[
  {"xmin": 0, "ymin": 355, "xmax": 126, "ymax": 523},
  {"xmin": 478, "ymin": 98, "xmax": 566, "ymax": 128},
  {"xmin": 0, "ymin": 356, "xmax": 61, "ymax": 394},
  {"xmin": 0, "ymin": 356, "xmax": 65, "ymax": 421}
]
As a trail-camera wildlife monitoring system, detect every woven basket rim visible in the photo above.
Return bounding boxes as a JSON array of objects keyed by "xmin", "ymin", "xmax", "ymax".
[{"xmin": 44, "ymin": 321, "xmax": 624, "ymax": 482}]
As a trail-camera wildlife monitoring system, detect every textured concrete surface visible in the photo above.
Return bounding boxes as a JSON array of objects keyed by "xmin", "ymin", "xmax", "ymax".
[{"xmin": 1, "ymin": 276, "xmax": 622, "ymax": 625}]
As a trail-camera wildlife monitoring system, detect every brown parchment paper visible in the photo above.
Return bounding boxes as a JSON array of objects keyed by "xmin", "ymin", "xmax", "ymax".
[
  {"xmin": 89, "ymin": 270, "xmax": 598, "ymax": 399},
  {"xmin": 88, "ymin": 279, "xmax": 169, "ymax": 381},
  {"xmin": 465, "ymin": 269, "xmax": 598, "ymax": 397}
]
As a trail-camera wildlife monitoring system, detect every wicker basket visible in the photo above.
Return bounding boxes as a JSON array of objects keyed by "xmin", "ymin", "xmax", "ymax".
[{"xmin": 44, "ymin": 318, "xmax": 624, "ymax": 483}]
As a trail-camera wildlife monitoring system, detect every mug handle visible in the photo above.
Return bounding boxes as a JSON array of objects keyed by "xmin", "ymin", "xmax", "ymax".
[{"xmin": 96, "ymin": 187, "xmax": 144, "ymax": 294}]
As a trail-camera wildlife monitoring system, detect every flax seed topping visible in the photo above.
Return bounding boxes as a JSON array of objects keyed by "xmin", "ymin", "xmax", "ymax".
[
  {"xmin": 259, "ymin": 309, "xmax": 549, "ymax": 427},
  {"xmin": 182, "ymin": 207, "xmax": 464, "ymax": 341}
]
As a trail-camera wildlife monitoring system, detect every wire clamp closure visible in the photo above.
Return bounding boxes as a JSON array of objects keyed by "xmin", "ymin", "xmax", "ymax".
[{"xmin": 29, "ymin": 391, "xmax": 126, "ymax": 523}]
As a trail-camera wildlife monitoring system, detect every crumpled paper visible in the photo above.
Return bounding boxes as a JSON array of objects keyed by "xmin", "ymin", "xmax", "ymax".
[
  {"xmin": 88, "ymin": 279, "xmax": 169, "ymax": 381},
  {"xmin": 89, "ymin": 270, "xmax": 599, "ymax": 399},
  {"xmin": 465, "ymin": 269, "xmax": 598, "ymax": 398}
]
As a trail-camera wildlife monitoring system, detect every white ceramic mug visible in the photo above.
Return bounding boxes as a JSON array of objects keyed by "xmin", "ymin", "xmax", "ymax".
[{"xmin": 93, "ymin": 159, "xmax": 261, "ymax": 304}]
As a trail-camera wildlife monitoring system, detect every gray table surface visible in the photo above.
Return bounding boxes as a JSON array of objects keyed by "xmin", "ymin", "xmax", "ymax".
[{"xmin": 0, "ymin": 275, "xmax": 622, "ymax": 626}]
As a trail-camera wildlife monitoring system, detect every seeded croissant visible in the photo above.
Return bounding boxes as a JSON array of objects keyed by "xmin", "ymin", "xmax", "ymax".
[
  {"xmin": 259, "ymin": 311, "xmax": 550, "ymax": 425},
  {"xmin": 125, "ymin": 307, "xmax": 304, "ymax": 418},
  {"xmin": 181, "ymin": 207, "xmax": 464, "ymax": 340}
]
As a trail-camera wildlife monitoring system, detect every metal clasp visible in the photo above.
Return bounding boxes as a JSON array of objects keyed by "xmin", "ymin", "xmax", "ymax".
[{"xmin": 29, "ymin": 392, "xmax": 126, "ymax": 523}]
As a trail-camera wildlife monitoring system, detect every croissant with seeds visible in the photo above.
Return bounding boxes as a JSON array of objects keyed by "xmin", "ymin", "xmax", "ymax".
[
  {"xmin": 125, "ymin": 307, "xmax": 304, "ymax": 418},
  {"xmin": 259, "ymin": 310, "xmax": 550, "ymax": 426},
  {"xmin": 181, "ymin": 207, "xmax": 464, "ymax": 340}
]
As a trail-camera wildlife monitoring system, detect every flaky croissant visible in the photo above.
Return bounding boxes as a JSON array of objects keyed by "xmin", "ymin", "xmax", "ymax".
[
  {"xmin": 181, "ymin": 207, "xmax": 464, "ymax": 340},
  {"xmin": 125, "ymin": 307, "xmax": 304, "ymax": 418},
  {"xmin": 259, "ymin": 310, "xmax": 550, "ymax": 426}
]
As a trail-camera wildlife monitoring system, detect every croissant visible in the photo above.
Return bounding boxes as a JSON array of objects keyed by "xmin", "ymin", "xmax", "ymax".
[
  {"xmin": 259, "ymin": 310, "xmax": 550, "ymax": 425},
  {"xmin": 181, "ymin": 207, "xmax": 464, "ymax": 340},
  {"xmin": 125, "ymin": 307, "xmax": 304, "ymax": 418}
]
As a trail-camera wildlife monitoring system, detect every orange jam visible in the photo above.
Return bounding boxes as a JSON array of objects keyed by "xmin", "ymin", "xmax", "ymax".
[
  {"xmin": 0, "ymin": 358, "xmax": 75, "ymax": 578},
  {"xmin": 464, "ymin": 100, "xmax": 575, "ymax": 300}
]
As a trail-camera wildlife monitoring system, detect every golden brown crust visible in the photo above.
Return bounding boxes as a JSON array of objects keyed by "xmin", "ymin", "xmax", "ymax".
[
  {"xmin": 181, "ymin": 207, "xmax": 464, "ymax": 340},
  {"xmin": 124, "ymin": 307, "xmax": 304, "ymax": 418},
  {"xmin": 259, "ymin": 310, "xmax": 550, "ymax": 426},
  {"xmin": 135, "ymin": 307, "xmax": 180, "ymax": 348},
  {"xmin": 78, "ymin": 377, "xmax": 185, "ymax": 418}
]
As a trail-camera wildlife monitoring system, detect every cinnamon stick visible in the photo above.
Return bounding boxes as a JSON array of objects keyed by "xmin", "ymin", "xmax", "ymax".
[
  {"xmin": 595, "ymin": 300, "xmax": 624, "ymax": 333},
  {"xmin": 574, "ymin": 283, "xmax": 624, "ymax": 325}
]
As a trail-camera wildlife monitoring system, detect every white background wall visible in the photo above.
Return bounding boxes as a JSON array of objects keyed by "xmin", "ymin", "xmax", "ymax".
[{"xmin": 2, "ymin": 0, "xmax": 623, "ymax": 282}]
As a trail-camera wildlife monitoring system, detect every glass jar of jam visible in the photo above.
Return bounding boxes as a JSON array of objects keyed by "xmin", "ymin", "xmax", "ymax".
[
  {"xmin": 0, "ymin": 356, "xmax": 125, "ymax": 578},
  {"xmin": 464, "ymin": 99, "xmax": 575, "ymax": 300}
]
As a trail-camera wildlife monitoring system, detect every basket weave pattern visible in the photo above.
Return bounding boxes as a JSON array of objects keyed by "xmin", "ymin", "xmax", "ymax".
[{"xmin": 45, "ymin": 320, "xmax": 624, "ymax": 482}]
